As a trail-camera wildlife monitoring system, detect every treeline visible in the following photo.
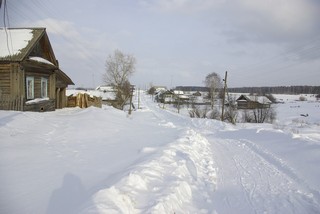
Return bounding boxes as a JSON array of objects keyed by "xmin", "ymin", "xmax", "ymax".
[
  {"xmin": 175, "ymin": 86, "xmax": 209, "ymax": 92},
  {"xmin": 228, "ymin": 86, "xmax": 320, "ymax": 95},
  {"xmin": 175, "ymin": 85, "xmax": 320, "ymax": 95}
]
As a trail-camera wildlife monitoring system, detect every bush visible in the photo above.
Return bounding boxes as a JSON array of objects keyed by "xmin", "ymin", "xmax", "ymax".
[
  {"xmin": 242, "ymin": 107, "xmax": 276, "ymax": 123},
  {"xmin": 148, "ymin": 87, "xmax": 156, "ymax": 95},
  {"xmin": 207, "ymin": 108, "xmax": 220, "ymax": 120},
  {"xmin": 299, "ymin": 96, "xmax": 307, "ymax": 101},
  {"xmin": 188, "ymin": 105, "xmax": 219, "ymax": 119}
]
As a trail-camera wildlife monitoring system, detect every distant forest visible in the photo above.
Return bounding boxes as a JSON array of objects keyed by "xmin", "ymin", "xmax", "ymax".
[
  {"xmin": 175, "ymin": 86, "xmax": 320, "ymax": 94},
  {"xmin": 228, "ymin": 86, "xmax": 320, "ymax": 95}
]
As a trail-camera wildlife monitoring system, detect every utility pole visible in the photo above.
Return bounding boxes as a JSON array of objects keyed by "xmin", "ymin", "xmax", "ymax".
[
  {"xmin": 129, "ymin": 86, "xmax": 134, "ymax": 115},
  {"xmin": 138, "ymin": 88, "xmax": 140, "ymax": 109},
  {"xmin": 177, "ymin": 94, "xmax": 180, "ymax": 114},
  {"xmin": 221, "ymin": 71, "xmax": 228, "ymax": 121}
]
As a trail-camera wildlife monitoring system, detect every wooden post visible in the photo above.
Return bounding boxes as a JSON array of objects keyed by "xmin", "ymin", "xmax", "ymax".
[
  {"xmin": 221, "ymin": 71, "xmax": 228, "ymax": 121},
  {"xmin": 49, "ymin": 73, "xmax": 56, "ymax": 100},
  {"xmin": 138, "ymin": 88, "xmax": 140, "ymax": 109},
  {"xmin": 129, "ymin": 86, "xmax": 134, "ymax": 115},
  {"xmin": 56, "ymin": 88, "xmax": 60, "ymax": 109},
  {"xmin": 177, "ymin": 95, "xmax": 180, "ymax": 114}
]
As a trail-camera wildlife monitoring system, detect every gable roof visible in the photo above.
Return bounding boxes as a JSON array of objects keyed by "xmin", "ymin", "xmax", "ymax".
[
  {"xmin": 236, "ymin": 95, "xmax": 272, "ymax": 104},
  {"xmin": 0, "ymin": 28, "xmax": 74, "ymax": 85},
  {"xmin": 0, "ymin": 28, "xmax": 55, "ymax": 62}
]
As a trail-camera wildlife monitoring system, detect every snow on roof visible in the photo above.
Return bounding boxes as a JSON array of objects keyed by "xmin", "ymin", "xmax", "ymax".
[
  {"xmin": 155, "ymin": 88, "xmax": 166, "ymax": 93},
  {"xmin": 178, "ymin": 95, "xmax": 189, "ymax": 99},
  {"xmin": 237, "ymin": 95, "xmax": 272, "ymax": 104},
  {"xmin": 96, "ymin": 85, "xmax": 115, "ymax": 91},
  {"xmin": 0, "ymin": 28, "xmax": 33, "ymax": 58},
  {"xmin": 173, "ymin": 90, "xmax": 184, "ymax": 95},
  {"xmin": 29, "ymin": 56, "xmax": 54, "ymax": 66},
  {"xmin": 247, "ymin": 95, "xmax": 272, "ymax": 104},
  {"xmin": 67, "ymin": 89, "xmax": 116, "ymax": 101}
]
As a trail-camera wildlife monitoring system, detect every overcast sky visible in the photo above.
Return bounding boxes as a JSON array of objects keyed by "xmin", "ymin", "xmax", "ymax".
[{"xmin": 2, "ymin": 0, "xmax": 320, "ymax": 88}]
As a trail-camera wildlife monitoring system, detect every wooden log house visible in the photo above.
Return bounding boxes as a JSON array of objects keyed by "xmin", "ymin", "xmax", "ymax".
[
  {"xmin": 0, "ymin": 28, "xmax": 74, "ymax": 111},
  {"xmin": 236, "ymin": 94, "xmax": 272, "ymax": 109}
]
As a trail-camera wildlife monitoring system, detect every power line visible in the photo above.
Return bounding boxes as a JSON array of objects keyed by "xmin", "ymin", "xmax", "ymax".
[
  {"xmin": 2, "ymin": 0, "xmax": 12, "ymax": 58},
  {"xmin": 4, "ymin": 0, "xmax": 13, "ymax": 53},
  {"xmin": 6, "ymin": 0, "xmax": 107, "ymax": 87}
]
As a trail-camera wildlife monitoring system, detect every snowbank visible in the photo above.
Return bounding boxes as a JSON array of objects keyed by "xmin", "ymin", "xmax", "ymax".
[{"xmin": 0, "ymin": 92, "xmax": 319, "ymax": 213}]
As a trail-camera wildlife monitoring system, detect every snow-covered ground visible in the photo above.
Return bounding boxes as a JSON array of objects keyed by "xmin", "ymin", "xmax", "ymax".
[{"xmin": 0, "ymin": 92, "xmax": 319, "ymax": 214}]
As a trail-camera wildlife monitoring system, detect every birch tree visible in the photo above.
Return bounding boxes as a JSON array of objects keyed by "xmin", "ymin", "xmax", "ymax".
[
  {"xmin": 204, "ymin": 72, "xmax": 222, "ymax": 109},
  {"xmin": 104, "ymin": 50, "xmax": 136, "ymax": 110}
]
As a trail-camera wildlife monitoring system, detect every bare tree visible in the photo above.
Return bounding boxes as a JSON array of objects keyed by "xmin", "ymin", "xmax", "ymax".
[
  {"xmin": 104, "ymin": 50, "xmax": 136, "ymax": 110},
  {"xmin": 242, "ymin": 105, "xmax": 276, "ymax": 123},
  {"xmin": 251, "ymin": 107, "xmax": 276, "ymax": 123},
  {"xmin": 204, "ymin": 72, "xmax": 222, "ymax": 110},
  {"xmin": 204, "ymin": 72, "xmax": 222, "ymax": 121},
  {"xmin": 224, "ymin": 95, "xmax": 238, "ymax": 124}
]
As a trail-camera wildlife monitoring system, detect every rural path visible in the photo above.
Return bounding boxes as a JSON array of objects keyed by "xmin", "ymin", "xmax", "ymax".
[
  {"xmin": 129, "ymin": 94, "xmax": 320, "ymax": 213},
  {"xmin": 1, "ymin": 92, "xmax": 319, "ymax": 214},
  {"xmin": 207, "ymin": 136, "xmax": 320, "ymax": 214}
]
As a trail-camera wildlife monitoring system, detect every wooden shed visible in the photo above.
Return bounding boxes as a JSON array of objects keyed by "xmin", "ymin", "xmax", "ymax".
[{"xmin": 0, "ymin": 28, "xmax": 74, "ymax": 111}]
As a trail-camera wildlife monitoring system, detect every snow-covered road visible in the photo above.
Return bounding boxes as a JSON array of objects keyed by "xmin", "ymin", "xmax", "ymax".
[
  {"xmin": 1, "ymin": 92, "xmax": 320, "ymax": 214},
  {"xmin": 138, "ymin": 95, "xmax": 320, "ymax": 213},
  {"xmin": 208, "ymin": 137, "xmax": 320, "ymax": 213}
]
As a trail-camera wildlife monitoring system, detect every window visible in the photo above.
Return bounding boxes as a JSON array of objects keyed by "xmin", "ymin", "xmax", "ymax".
[
  {"xmin": 41, "ymin": 78, "xmax": 48, "ymax": 98},
  {"xmin": 26, "ymin": 76, "xmax": 34, "ymax": 99}
]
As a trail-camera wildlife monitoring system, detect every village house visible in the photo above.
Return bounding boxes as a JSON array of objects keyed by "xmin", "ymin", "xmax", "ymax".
[
  {"xmin": 95, "ymin": 85, "xmax": 117, "ymax": 105},
  {"xmin": 173, "ymin": 90, "xmax": 189, "ymax": 102},
  {"xmin": 0, "ymin": 28, "xmax": 74, "ymax": 111},
  {"xmin": 236, "ymin": 94, "xmax": 272, "ymax": 109},
  {"xmin": 155, "ymin": 90, "xmax": 174, "ymax": 103}
]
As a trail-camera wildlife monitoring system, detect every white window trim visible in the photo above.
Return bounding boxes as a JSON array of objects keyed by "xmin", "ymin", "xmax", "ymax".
[
  {"xmin": 26, "ymin": 76, "xmax": 34, "ymax": 100},
  {"xmin": 41, "ymin": 77, "xmax": 48, "ymax": 98}
]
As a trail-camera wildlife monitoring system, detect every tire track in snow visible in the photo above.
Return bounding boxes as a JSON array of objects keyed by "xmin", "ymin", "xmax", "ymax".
[
  {"xmin": 240, "ymin": 138, "xmax": 320, "ymax": 203},
  {"xmin": 80, "ymin": 129, "xmax": 218, "ymax": 214},
  {"xmin": 208, "ymin": 137, "xmax": 320, "ymax": 214}
]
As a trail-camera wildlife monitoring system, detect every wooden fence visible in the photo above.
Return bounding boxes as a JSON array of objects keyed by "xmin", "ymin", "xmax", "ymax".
[
  {"xmin": 0, "ymin": 95, "xmax": 24, "ymax": 111},
  {"xmin": 67, "ymin": 93, "xmax": 102, "ymax": 108}
]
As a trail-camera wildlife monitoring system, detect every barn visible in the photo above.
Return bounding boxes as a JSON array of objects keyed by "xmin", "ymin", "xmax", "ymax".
[{"xmin": 0, "ymin": 28, "xmax": 74, "ymax": 111}]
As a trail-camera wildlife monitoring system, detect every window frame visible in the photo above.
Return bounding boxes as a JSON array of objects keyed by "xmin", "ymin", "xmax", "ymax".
[
  {"xmin": 26, "ymin": 76, "xmax": 34, "ymax": 100},
  {"xmin": 41, "ymin": 77, "xmax": 48, "ymax": 98}
]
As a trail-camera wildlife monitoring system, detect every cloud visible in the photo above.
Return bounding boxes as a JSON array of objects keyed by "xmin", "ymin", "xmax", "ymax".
[
  {"xmin": 29, "ymin": 18, "xmax": 120, "ymax": 86},
  {"xmin": 140, "ymin": 0, "xmax": 320, "ymax": 44},
  {"xmin": 32, "ymin": 18, "xmax": 80, "ymax": 39},
  {"xmin": 31, "ymin": 18, "xmax": 118, "ymax": 60},
  {"xmin": 226, "ymin": 0, "xmax": 320, "ymax": 42},
  {"xmin": 139, "ymin": 0, "xmax": 223, "ymax": 13}
]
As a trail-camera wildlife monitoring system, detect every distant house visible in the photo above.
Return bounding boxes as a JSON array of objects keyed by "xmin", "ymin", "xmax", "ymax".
[
  {"xmin": 0, "ymin": 28, "xmax": 74, "ymax": 111},
  {"xmin": 192, "ymin": 91, "xmax": 202, "ymax": 97},
  {"xmin": 155, "ymin": 90, "xmax": 174, "ymax": 103},
  {"xmin": 95, "ymin": 85, "xmax": 117, "ymax": 105},
  {"xmin": 173, "ymin": 90, "xmax": 189, "ymax": 102},
  {"xmin": 236, "ymin": 95, "xmax": 272, "ymax": 109}
]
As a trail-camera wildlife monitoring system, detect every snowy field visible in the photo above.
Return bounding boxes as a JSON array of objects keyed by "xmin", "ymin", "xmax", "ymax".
[{"xmin": 0, "ymin": 92, "xmax": 320, "ymax": 214}]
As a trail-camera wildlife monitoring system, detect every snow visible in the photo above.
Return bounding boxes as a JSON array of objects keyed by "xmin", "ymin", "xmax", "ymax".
[
  {"xmin": 0, "ymin": 92, "xmax": 320, "ymax": 214},
  {"xmin": 29, "ymin": 56, "xmax": 55, "ymax": 66},
  {"xmin": 239, "ymin": 95, "xmax": 272, "ymax": 104},
  {"xmin": 25, "ymin": 97, "xmax": 49, "ymax": 104},
  {"xmin": 67, "ymin": 89, "xmax": 116, "ymax": 101},
  {"xmin": 0, "ymin": 28, "xmax": 33, "ymax": 58}
]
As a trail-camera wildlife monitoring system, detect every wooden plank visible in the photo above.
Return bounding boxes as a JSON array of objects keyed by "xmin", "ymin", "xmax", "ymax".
[{"xmin": 0, "ymin": 95, "xmax": 23, "ymax": 111}]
